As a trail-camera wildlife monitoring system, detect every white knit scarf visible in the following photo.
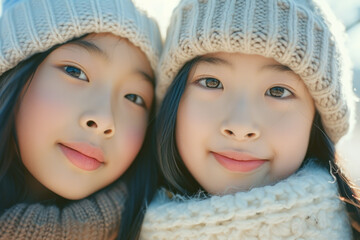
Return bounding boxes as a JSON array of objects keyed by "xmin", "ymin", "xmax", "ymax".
[{"xmin": 140, "ymin": 164, "xmax": 352, "ymax": 240}]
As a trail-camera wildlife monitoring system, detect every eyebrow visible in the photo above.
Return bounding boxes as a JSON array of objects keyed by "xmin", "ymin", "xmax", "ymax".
[
  {"xmin": 137, "ymin": 70, "xmax": 155, "ymax": 87},
  {"xmin": 69, "ymin": 39, "xmax": 110, "ymax": 62},
  {"xmin": 260, "ymin": 64, "xmax": 292, "ymax": 72},
  {"xmin": 196, "ymin": 56, "xmax": 232, "ymax": 66}
]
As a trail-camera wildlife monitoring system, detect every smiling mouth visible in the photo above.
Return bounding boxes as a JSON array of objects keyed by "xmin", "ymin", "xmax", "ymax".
[
  {"xmin": 212, "ymin": 152, "xmax": 267, "ymax": 173},
  {"xmin": 58, "ymin": 143, "xmax": 104, "ymax": 171}
]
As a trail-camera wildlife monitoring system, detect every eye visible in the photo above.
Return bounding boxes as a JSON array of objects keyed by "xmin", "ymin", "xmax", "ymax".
[
  {"xmin": 64, "ymin": 66, "xmax": 88, "ymax": 81},
  {"xmin": 197, "ymin": 78, "xmax": 223, "ymax": 89},
  {"xmin": 265, "ymin": 86, "xmax": 293, "ymax": 98},
  {"xmin": 125, "ymin": 94, "xmax": 146, "ymax": 108}
]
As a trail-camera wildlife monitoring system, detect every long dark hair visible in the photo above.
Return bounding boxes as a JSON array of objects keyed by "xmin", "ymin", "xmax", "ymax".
[
  {"xmin": 156, "ymin": 56, "xmax": 360, "ymax": 236},
  {"xmin": 0, "ymin": 50, "xmax": 53, "ymax": 210},
  {"xmin": 0, "ymin": 36, "xmax": 159, "ymax": 239}
]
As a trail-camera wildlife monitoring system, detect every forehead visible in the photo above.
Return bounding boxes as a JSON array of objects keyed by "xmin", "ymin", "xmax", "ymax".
[{"xmin": 61, "ymin": 33, "xmax": 154, "ymax": 78}]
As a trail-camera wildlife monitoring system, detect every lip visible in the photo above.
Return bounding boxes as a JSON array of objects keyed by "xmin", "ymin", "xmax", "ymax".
[
  {"xmin": 212, "ymin": 151, "xmax": 267, "ymax": 173},
  {"xmin": 58, "ymin": 142, "xmax": 105, "ymax": 171}
]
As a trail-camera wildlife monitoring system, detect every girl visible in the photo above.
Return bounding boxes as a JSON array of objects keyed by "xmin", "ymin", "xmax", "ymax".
[
  {"xmin": 141, "ymin": 0, "xmax": 360, "ymax": 239},
  {"xmin": 0, "ymin": 0, "xmax": 161, "ymax": 239}
]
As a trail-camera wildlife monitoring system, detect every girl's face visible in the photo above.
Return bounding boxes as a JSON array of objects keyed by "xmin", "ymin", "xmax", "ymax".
[
  {"xmin": 176, "ymin": 52, "xmax": 315, "ymax": 195},
  {"xmin": 16, "ymin": 33, "xmax": 154, "ymax": 199}
]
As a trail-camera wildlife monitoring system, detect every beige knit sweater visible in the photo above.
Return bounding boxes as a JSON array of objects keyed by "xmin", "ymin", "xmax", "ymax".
[
  {"xmin": 0, "ymin": 180, "xmax": 126, "ymax": 240},
  {"xmin": 140, "ymin": 164, "xmax": 352, "ymax": 240}
]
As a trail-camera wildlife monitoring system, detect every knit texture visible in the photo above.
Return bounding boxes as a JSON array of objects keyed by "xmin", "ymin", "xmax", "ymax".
[
  {"xmin": 140, "ymin": 165, "xmax": 352, "ymax": 240},
  {"xmin": 0, "ymin": 0, "xmax": 162, "ymax": 75},
  {"xmin": 157, "ymin": 0, "xmax": 355, "ymax": 143},
  {"xmin": 0, "ymin": 180, "xmax": 126, "ymax": 240}
]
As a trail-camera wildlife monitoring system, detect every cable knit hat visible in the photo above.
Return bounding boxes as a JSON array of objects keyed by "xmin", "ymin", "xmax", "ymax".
[
  {"xmin": 0, "ymin": 0, "xmax": 162, "ymax": 75},
  {"xmin": 157, "ymin": 0, "xmax": 355, "ymax": 144}
]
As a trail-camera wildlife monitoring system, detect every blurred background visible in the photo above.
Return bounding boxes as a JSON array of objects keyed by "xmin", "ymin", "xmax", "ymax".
[{"xmin": 0, "ymin": 0, "xmax": 359, "ymax": 179}]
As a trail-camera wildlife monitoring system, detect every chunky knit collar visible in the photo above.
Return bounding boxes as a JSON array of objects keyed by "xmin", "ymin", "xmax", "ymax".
[
  {"xmin": 140, "ymin": 164, "xmax": 352, "ymax": 239},
  {"xmin": 0, "ymin": 180, "xmax": 126, "ymax": 240}
]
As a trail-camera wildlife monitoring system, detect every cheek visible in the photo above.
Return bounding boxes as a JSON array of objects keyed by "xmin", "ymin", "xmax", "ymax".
[
  {"xmin": 125, "ymin": 125, "xmax": 145, "ymax": 154},
  {"xmin": 15, "ymin": 77, "xmax": 76, "ymax": 193},
  {"xmin": 176, "ymin": 94, "xmax": 216, "ymax": 140},
  {"xmin": 114, "ymin": 115, "xmax": 148, "ymax": 166},
  {"xmin": 16, "ymin": 80, "xmax": 74, "ymax": 146},
  {"xmin": 176, "ymin": 97, "xmax": 203, "ymax": 149},
  {"xmin": 266, "ymin": 100, "xmax": 314, "ymax": 150},
  {"xmin": 269, "ymin": 111, "xmax": 313, "ymax": 177},
  {"xmin": 16, "ymin": 81, "xmax": 66, "ymax": 146},
  {"xmin": 175, "ymin": 95, "xmax": 218, "ymax": 171}
]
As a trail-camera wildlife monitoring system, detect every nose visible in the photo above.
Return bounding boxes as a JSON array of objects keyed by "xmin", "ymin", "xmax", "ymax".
[
  {"xmin": 220, "ymin": 105, "xmax": 261, "ymax": 142},
  {"xmin": 80, "ymin": 111, "xmax": 115, "ymax": 138}
]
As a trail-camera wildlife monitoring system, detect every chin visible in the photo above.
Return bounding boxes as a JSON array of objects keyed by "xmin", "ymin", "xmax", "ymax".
[
  {"xmin": 54, "ymin": 188, "xmax": 97, "ymax": 200},
  {"xmin": 212, "ymin": 182, "xmax": 265, "ymax": 195},
  {"xmin": 219, "ymin": 186, "xmax": 249, "ymax": 195}
]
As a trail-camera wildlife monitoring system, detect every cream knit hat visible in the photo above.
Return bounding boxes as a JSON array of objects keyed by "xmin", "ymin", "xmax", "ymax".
[
  {"xmin": 0, "ymin": 0, "xmax": 162, "ymax": 75},
  {"xmin": 157, "ymin": 0, "xmax": 355, "ymax": 143}
]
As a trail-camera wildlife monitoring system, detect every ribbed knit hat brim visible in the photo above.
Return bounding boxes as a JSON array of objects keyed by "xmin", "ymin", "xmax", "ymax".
[
  {"xmin": 157, "ymin": 0, "xmax": 355, "ymax": 143},
  {"xmin": 0, "ymin": 0, "xmax": 162, "ymax": 75}
]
